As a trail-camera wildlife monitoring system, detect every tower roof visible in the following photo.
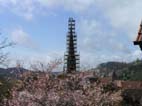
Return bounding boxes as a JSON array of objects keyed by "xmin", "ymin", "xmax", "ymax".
[
  {"xmin": 69, "ymin": 17, "xmax": 75, "ymax": 21},
  {"xmin": 133, "ymin": 21, "xmax": 142, "ymax": 50},
  {"xmin": 136, "ymin": 21, "xmax": 142, "ymax": 41}
]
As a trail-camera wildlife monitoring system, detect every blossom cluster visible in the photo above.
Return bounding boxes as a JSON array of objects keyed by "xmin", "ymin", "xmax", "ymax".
[{"xmin": 2, "ymin": 71, "xmax": 122, "ymax": 106}]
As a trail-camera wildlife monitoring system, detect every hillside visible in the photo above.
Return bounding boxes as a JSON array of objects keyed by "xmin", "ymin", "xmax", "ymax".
[
  {"xmin": 0, "ymin": 60, "xmax": 141, "ymax": 105},
  {"xmin": 94, "ymin": 60, "xmax": 142, "ymax": 81},
  {"xmin": 0, "ymin": 67, "xmax": 28, "ymax": 80}
]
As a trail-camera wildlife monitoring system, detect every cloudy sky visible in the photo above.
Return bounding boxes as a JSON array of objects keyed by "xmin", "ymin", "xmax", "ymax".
[{"xmin": 0, "ymin": 0, "xmax": 142, "ymax": 69}]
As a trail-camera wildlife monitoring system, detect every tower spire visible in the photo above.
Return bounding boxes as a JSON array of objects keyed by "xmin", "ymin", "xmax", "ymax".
[
  {"xmin": 64, "ymin": 17, "xmax": 80, "ymax": 73},
  {"xmin": 134, "ymin": 20, "xmax": 142, "ymax": 50}
]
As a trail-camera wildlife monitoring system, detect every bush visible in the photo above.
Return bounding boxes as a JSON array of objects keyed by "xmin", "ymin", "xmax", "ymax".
[
  {"xmin": 57, "ymin": 98, "xmax": 76, "ymax": 106},
  {"xmin": 122, "ymin": 89, "xmax": 142, "ymax": 106},
  {"xmin": 57, "ymin": 74, "xmax": 67, "ymax": 79},
  {"xmin": 102, "ymin": 82, "xmax": 119, "ymax": 93},
  {"xmin": 0, "ymin": 78, "xmax": 13, "ymax": 102}
]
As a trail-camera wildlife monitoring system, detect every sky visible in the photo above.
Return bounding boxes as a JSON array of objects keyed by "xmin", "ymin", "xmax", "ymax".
[{"xmin": 0, "ymin": 0, "xmax": 142, "ymax": 69}]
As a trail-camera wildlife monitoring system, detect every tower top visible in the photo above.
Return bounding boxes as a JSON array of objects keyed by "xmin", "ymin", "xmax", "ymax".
[{"xmin": 69, "ymin": 17, "xmax": 75, "ymax": 21}]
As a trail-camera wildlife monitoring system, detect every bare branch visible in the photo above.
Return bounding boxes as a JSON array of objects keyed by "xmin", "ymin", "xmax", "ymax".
[
  {"xmin": 30, "ymin": 58, "xmax": 62, "ymax": 72},
  {"xmin": 0, "ymin": 34, "xmax": 15, "ymax": 66}
]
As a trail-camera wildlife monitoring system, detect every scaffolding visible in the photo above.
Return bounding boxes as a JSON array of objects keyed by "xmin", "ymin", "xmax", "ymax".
[{"xmin": 64, "ymin": 18, "xmax": 80, "ymax": 73}]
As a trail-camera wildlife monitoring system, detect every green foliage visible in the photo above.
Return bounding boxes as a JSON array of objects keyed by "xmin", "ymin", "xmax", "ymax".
[
  {"xmin": 102, "ymin": 83, "xmax": 119, "ymax": 93},
  {"xmin": 120, "ymin": 60, "xmax": 142, "ymax": 81},
  {"xmin": 57, "ymin": 73, "xmax": 68, "ymax": 79},
  {"xmin": 96, "ymin": 59, "xmax": 142, "ymax": 81},
  {"xmin": 0, "ymin": 77, "xmax": 13, "ymax": 102},
  {"xmin": 121, "ymin": 89, "xmax": 142, "ymax": 106}
]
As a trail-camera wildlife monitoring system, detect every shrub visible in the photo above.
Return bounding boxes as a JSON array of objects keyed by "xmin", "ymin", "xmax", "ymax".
[
  {"xmin": 122, "ymin": 89, "xmax": 142, "ymax": 106},
  {"xmin": 102, "ymin": 82, "xmax": 119, "ymax": 93},
  {"xmin": 0, "ymin": 78, "xmax": 13, "ymax": 102}
]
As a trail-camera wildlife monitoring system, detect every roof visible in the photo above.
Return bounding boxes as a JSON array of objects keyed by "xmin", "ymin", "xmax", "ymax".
[{"xmin": 114, "ymin": 81, "xmax": 142, "ymax": 89}]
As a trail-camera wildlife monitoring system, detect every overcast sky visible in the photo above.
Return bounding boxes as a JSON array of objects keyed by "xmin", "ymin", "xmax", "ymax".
[{"xmin": 0, "ymin": 0, "xmax": 142, "ymax": 69}]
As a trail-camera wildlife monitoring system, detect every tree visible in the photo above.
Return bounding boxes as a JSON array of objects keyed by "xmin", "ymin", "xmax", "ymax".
[
  {"xmin": 0, "ymin": 77, "xmax": 12, "ymax": 103},
  {"xmin": 30, "ymin": 58, "xmax": 62, "ymax": 72},
  {"xmin": 0, "ymin": 34, "xmax": 14, "ymax": 66}
]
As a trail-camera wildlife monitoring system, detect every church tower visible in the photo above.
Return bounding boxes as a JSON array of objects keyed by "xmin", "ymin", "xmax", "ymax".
[{"xmin": 64, "ymin": 18, "xmax": 80, "ymax": 73}]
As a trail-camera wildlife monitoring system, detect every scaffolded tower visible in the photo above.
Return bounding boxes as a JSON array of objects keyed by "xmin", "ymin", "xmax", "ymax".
[
  {"xmin": 64, "ymin": 18, "xmax": 80, "ymax": 73},
  {"xmin": 134, "ymin": 21, "xmax": 142, "ymax": 50}
]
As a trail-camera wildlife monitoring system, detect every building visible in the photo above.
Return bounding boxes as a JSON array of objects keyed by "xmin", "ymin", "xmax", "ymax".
[
  {"xmin": 64, "ymin": 18, "xmax": 80, "ymax": 73},
  {"xmin": 134, "ymin": 21, "xmax": 142, "ymax": 50},
  {"xmin": 114, "ymin": 80, "xmax": 142, "ymax": 89}
]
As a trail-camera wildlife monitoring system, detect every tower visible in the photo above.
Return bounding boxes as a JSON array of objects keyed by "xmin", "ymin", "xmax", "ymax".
[
  {"xmin": 64, "ymin": 18, "xmax": 80, "ymax": 73},
  {"xmin": 134, "ymin": 21, "xmax": 142, "ymax": 50}
]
